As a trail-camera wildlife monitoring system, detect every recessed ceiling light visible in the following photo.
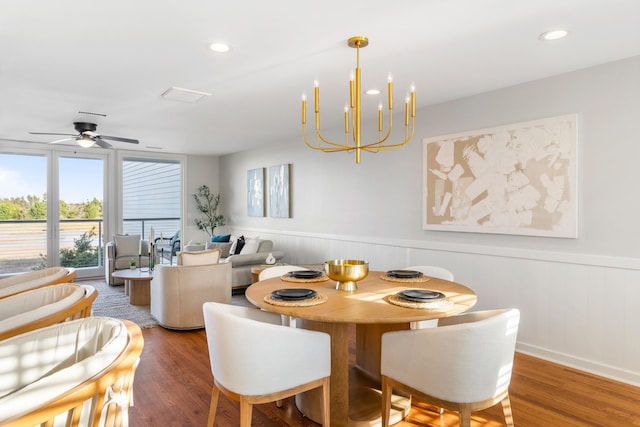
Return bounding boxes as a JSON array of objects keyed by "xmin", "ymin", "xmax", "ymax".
[
  {"xmin": 366, "ymin": 89, "xmax": 381, "ymax": 95},
  {"xmin": 209, "ymin": 41, "xmax": 231, "ymax": 53},
  {"xmin": 539, "ymin": 29, "xmax": 568, "ymax": 41}
]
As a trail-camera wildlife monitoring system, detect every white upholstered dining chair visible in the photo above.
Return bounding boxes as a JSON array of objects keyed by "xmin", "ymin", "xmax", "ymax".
[
  {"xmin": 202, "ymin": 302, "xmax": 331, "ymax": 427},
  {"xmin": 381, "ymin": 308, "xmax": 520, "ymax": 427},
  {"xmin": 258, "ymin": 264, "xmax": 308, "ymax": 280},
  {"xmin": 404, "ymin": 265, "xmax": 454, "ymax": 281}
]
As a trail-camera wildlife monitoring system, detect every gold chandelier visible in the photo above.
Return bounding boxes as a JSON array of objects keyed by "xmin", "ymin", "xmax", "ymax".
[{"xmin": 301, "ymin": 36, "xmax": 416, "ymax": 164}]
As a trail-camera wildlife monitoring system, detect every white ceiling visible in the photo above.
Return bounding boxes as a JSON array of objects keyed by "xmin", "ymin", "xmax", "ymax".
[{"xmin": 1, "ymin": 0, "xmax": 639, "ymax": 156}]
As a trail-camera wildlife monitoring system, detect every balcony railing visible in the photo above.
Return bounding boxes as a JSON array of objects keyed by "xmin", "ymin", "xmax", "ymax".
[{"xmin": 0, "ymin": 218, "xmax": 180, "ymax": 275}]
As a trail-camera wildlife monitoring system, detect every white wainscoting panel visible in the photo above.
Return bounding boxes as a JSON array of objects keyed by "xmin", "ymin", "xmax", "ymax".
[{"xmin": 233, "ymin": 227, "xmax": 640, "ymax": 386}]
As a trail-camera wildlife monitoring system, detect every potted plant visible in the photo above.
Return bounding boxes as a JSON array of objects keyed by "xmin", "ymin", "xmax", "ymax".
[
  {"xmin": 193, "ymin": 185, "xmax": 226, "ymax": 238},
  {"xmin": 129, "ymin": 259, "xmax": 137, "ymax": 270}
]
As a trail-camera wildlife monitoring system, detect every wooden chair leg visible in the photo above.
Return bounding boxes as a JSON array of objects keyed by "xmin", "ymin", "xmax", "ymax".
[
  {"xmin": 381, "ymin": 376, "xmax": 392, "ymax": 427},
  {"xmin": 321, "ymin": 377, "xmax": 331, "ymax": 426},
  {"xmin": 276, "ymin": 399, "xmax": 283, "ymax": 407},
  {"xmin": 459, "ymin": 407, "xmax": 472, "ymax": 427},
  {"xmin": 501, "ymin": 393, "xmax": 515, "ymax": 427},
  {"xmin": 239, "ymin": 400, "xmax": 253, "ymax": 427},
  {"xmin": 207, "ymin": 384, "xmax": 220, "ymax": 427}
]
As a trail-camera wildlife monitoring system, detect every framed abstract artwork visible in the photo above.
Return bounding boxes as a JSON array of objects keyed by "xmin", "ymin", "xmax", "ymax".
[
  {"xmin": 247, "ymin": 168, "xmax": 264, "ymax": 217},
  {"xmin": 269, "ymin": 163, "xmax": 290, "ymax": 218},
  {"xmin": 423, "ymin": 114, "xmax": 578, "ymax": 238}
]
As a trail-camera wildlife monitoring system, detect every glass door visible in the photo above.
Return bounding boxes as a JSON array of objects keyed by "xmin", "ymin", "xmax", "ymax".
[
  {"xmin": 0, "ymin": 150, "xmax": 106, "ymax": 277},
  {"xmin": 58, "ymin": 155, "xmax": 105, "ymax": 278},
  {"xmin": 0, "ymin": 153, "xmax": 48, "ymax": 274}
]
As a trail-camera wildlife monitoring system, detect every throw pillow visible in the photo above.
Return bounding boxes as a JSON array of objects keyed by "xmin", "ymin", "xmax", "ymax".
[
  {"xmin": 239, "ymin": 238, "xmax": 261, "ymax": 254},
  {"xmin": 177, "ymin": 249, "xmax": 221, "ymax": 266},
  {"xmin": 114, "ymin": 234, "xmax": 141, "ymax": 257},
  {"xmin": 206, "ymin": 242, "xmax": 233, "ymax": 258},
  {"xmin": 230, "ymin": 235, "xmax": 245, "ymax": 255},
  {"xmin": 211, "ymin": 234, "xmax": 231, "ymax": 242}
]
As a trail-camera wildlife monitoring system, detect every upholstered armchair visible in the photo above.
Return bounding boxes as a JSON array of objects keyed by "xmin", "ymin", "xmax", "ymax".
[
  {"xmin": 151, "ymin": 253, "xmax": 231, "ymax": 330},
  {"xmin": 105, "ymin": 234, "xmax": 152, "ymax": 286},
  {"xmin": 0, "ymin": 266, "xmax": 76, "ymax": 299},
  {"xmin": 0, "ymin": 317, "xmax": 143, "ymax": 427},
  {"xmin": 0, "ymin": 283, "xmax": 97, "ymax": 341}
]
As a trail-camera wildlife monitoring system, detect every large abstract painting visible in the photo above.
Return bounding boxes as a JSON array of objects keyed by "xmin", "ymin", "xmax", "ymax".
[
  {"xmin": 269, "ymin": 163, "xmax": 290, "ymax": 218},
  {"xmin": 247, "ymin": 168, "xmax": 264, "ymax": 217},
  {"xmin": 423, "ymin": 114, "xmax": 577, "ymax": 238}
]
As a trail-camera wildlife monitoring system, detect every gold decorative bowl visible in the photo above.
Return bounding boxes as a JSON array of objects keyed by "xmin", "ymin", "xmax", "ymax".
[{"xmin": 325, "ymin": 259, "xmax": 369, "ymax": 291}]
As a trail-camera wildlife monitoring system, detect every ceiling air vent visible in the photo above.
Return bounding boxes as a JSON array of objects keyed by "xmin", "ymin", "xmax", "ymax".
[{"xmin": 161, "ymin": 87, "xmax": 211, "ymax": 103}]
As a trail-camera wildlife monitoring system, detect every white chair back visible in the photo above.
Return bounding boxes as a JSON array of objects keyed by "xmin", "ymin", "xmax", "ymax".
[
  {"xmin": 258, "ymin": 265, "xmax": 307, "ymax": 281},
  {"xmin": 202, "ymin": 302, "xmax": 331, "ymax": 426},
  {"xmin": 381, "ymin": 308, "xmax": 520, "ymax": 426},
  {"xmin": 404, "ymin": 265, "xmax": 454, "ymax": 281},
  {"xmin": 203, "ymin": 301, "xmax": 330, "ymax": 395}
]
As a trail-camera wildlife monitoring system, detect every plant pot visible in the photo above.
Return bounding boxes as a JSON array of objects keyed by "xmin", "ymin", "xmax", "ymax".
[{"xmin": 130, "ymin": 265, "xmax": 136, "ymax": 270}]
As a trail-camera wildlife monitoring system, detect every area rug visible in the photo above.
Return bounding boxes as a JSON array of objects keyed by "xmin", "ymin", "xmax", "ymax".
[{"xmin": 82, "ymin": 278, "xmax": 253, "ymax": 329}]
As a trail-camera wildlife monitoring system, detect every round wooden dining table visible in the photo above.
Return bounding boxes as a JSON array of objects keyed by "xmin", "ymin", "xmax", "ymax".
[{"xmin": 245, "ymin": 270, "xmax": 477, "ymax": 427}]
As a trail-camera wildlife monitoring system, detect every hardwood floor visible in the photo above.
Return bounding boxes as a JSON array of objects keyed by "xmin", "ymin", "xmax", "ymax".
[{"xmin": 129, "ymin": 325, "xmax": 640, "ymax": 426}]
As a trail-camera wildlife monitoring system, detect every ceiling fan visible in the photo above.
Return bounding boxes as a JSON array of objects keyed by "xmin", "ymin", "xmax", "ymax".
[{"xmin": 29, "ymin": 122, "xmax": 139, "ymax": 149}]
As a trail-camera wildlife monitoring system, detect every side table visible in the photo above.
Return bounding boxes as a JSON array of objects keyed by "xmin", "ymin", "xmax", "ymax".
[
  {"xmin": 111, "ymin": 269, "xmax": 154, "ymax": 306},
  {"xmin": 250, "ymin": 264, "xmax": 275, "ymax": 284}
]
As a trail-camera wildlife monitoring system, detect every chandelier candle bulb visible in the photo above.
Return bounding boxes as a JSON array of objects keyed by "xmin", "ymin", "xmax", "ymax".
[
  {"xmin": 405, "ymin": 96, "xmax": 410, "ymax": 127},
  {"xmin": 350, "ymin": 72, "xmax": 355, "ymax": 108},
  {"xmin": 378, "ymin": 103, "xmax": 383, "ymax": 132},
  {"xmin": 388, "ymin": 74, "xmax": 393, "ymax": 110},
  {"xmin": 344, "ymin": 106, "xmax": 349, "ymax": 133},
  {"xmin": 301, "ymin": 94, "xmax": 306, "ymax": 124},
  {"xmin": 411, "ymin": 85, "xmax": 416, "ymax": 117}
]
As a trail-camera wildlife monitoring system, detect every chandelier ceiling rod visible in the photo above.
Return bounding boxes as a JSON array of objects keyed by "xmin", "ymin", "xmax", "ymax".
[{"xmin": 301, "ymin": 36, "xmax": 416, "ymax": 164}]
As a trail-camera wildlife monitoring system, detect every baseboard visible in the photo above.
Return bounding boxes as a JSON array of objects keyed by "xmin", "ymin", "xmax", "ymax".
[{"xmin": 517, "ymin": 342, "xmax": 640, "ymax": 387}]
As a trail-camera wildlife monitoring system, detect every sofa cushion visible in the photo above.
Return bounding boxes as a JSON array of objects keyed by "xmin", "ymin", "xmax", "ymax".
[
  {"xmin": 211, "ymin": 234, "xmax": 231, "ymax": 242},
  {"xmin": 177, "ymin": 249, "xmax": 221, "ymax": 266},
  {"xmin": 114, "ymin": 234, "xmax": 140, "ymax": 257},
  {"xmin": 206, "ymin": 242, "xmax": 233, "ymax": 257},
  {"xmin": 239, "ymin": 238, "xmax": 261, "ymax": 254}
]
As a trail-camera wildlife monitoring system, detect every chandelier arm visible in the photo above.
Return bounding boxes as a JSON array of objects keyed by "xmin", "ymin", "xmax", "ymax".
[
  {"xmin": 317, "ymin": 130, "xmax": 355, "ymax": 149},
  {"xmin": 356, "ymin": 104, "xmax": 394, "ymax": 150},
  {"xmin": 302, "ymin": 125, "xmax": 326, "ymax": 151},
  {"xmin": 362, "ymin": 116, "xmax": 416, "ymax": 151},
  {"xmin": 304, "ymin": 125, "xmax": 359, "ymax": 152}
]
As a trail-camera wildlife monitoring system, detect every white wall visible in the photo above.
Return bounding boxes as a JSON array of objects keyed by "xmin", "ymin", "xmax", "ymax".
[
  {"xmin": 183, "ymin": 154, "xmax": 221, "ymax": 245},
  {"xmin": 219, "ymin": 55, "xmax": 640, "ymax": 385}
]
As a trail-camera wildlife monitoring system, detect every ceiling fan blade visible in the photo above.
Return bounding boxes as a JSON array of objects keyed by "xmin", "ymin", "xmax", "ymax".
[
  {"xmin": 99, "ymin": 135, "xmax": 139, "ymax": 144},
  {"xmin": 29, "ymin": 132, "xmax": 77, "ymax": 137},
  {"xmin": 94, "ymin": 137, "xmax": 113, "ymax": 149},
  {"xmin": 49, "ymin": 137, "xmax": 75, "ymax": 144}
]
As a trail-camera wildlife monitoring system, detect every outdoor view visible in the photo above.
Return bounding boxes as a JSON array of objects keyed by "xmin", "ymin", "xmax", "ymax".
[
  {"xmin": 0, "ymin": 153, "xmax": 182, "ymax": 276},
  {"xmin": 0, "ymin": 153, "xmax": 104, "ymax": 274}
]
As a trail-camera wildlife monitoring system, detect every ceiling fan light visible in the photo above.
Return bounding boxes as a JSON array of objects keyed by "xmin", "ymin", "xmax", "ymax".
[{"xmin": 77, "ymin": 135, "xmax": 95, "ymax": 148}]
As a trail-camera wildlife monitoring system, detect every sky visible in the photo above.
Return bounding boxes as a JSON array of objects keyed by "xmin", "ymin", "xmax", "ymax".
[{"xmin": 0, "ymin": 154, "xmax": 103, "ymax": 203}]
